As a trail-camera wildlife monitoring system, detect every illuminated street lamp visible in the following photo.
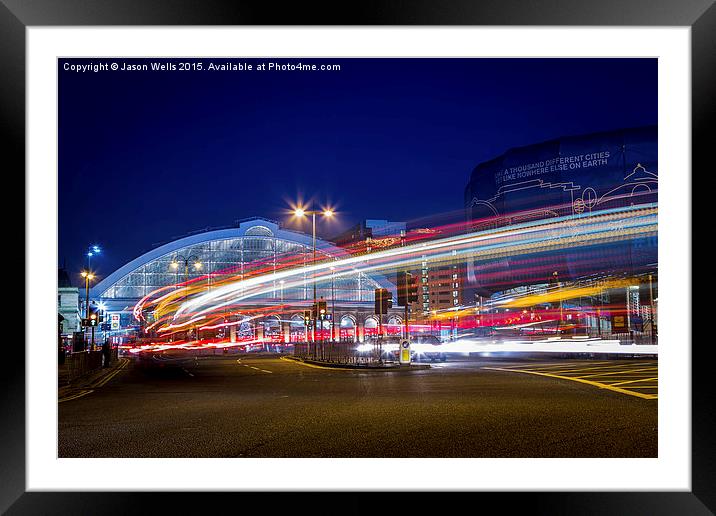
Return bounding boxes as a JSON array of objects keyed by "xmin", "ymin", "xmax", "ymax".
[
  {"xmin": 292, "ymin": 204, "xmax": 335, "ymax": 348},
  {"xmin": 80, "ymin": 271, "xmax": 95, "ymax": 321},
  {"xmin": 170, "ymin": 254, "xmax": 203, "ymax": 294},
  {"xmin": 330, "ymin": 265, "xmax": 336, "ymax": 341},
  {"xmin": 80, "ymin": 271, "xmax": 95, "ymax": 351},
  {"xmin": 170, "ymin": 254, "xmax": 202, "ymax": 338},
  {"xmin": 553, "ymin": 271, "xmax": 564, "ymax": 326},
  {"xmin": 86, "ymin": 245, "xmax": 101, "ymax": 271}
]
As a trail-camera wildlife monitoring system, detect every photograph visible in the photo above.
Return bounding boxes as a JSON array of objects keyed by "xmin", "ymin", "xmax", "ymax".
[{"xmin": 56, "ymin": 56, "xmax": 659, "ymax": 459}]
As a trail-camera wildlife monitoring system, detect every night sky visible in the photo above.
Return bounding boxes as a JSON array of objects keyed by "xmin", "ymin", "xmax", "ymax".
[{"xmin": 59, "ymin": 58, "xmax": 657, "ymax": 282}]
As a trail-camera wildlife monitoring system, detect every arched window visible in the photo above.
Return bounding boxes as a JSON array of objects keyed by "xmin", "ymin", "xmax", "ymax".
[{"xmin": 244, "ymin": 225, "xmax": 274, "ymax": 237}]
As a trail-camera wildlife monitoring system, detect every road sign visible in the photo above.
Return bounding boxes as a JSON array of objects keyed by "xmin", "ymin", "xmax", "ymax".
[{"xmin": 399, "ymin": 339, "xmax": 411, "ymax": 365}]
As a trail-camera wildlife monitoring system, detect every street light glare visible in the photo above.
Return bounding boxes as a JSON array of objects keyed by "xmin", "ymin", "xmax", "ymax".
[
  {"xmin": 294, "ymin": 208, "xmax": 306, "ymax": 218},
  {"xmin": 194, "ymin": 261, "xmax": 203, "ymax": 269},
  {"xmin": 170, "ymin": 262, "xmax": 179, "ymax": 269},
  {"xmin": 323, "ymin": 209, "xmax": 334, "ymax": 218}
]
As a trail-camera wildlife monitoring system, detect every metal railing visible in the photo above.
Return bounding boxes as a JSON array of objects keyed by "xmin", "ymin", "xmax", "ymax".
[
  {"xmin": 293, "ymin": 340, "xmax": 391, "ymax": 365},
  {"xmin": 58, "ymin": 348, "xmax": 119, "ymax": 385}
]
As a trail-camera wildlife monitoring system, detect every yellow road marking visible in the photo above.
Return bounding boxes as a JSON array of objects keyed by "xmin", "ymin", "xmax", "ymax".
[
  {"xmin": 93, "ymin": 359, "xmax": 129, "ymax": 388},
  {"xmin": 531, "ymin": 363, "xmax": 657, "ymax": 374},
  {"xmin": 483, "ymin": 367, "xmax": 657, "ymax": 400},
  {"xmin": 575, "ymin": 367, "xmax": 656, "ymax": 379},
  {"xmin": 260, "ymin": 369, "xmax": 273, "ymax": 373},
  {"xmin": 512, "ymin": 361, "xmax": 614, "ymax": 371},
  {"xmin": 59, "ymin": 389, "xmax": 94, "ymax": 403},
  {"xmin": 618, "ymin": 385, "xmax": 658, "ymax": 389}
]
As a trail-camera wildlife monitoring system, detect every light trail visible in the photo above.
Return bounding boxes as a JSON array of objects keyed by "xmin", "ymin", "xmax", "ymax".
[{"xmin": 168, "ymin": 204, "xmax": 656, "ymax": 324}]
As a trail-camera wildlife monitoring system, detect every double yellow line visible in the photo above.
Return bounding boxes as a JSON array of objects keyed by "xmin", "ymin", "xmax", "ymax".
[
  {"xmin": 58, "ymin": 359, "xmax": 129, "ymax": 403},
  {"xmin": 92, "ymin": 358, "xmax": 129, "ymax": 387},
  {"xmin": 58, "ymin": 389, "xmax": 94, "ymax": 403}
]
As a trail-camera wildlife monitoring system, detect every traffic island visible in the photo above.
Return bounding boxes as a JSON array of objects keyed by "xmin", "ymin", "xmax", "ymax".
[{"xmin": 281, "ymin": 355, "xmax": 430, "ymax": 370}]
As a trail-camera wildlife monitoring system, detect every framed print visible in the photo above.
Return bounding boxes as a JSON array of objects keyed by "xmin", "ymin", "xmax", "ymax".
[{"xmin": 3, "ymin": 0, "xmax": 711, "ymax": 513}]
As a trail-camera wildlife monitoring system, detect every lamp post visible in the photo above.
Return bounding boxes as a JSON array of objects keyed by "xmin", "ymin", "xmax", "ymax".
[
  {"xmin": 80, "ymin": 271, "xmax": 95, "ymax": 351},
  {"xmin": 553, "ymin": 271, "xmax": 563, "ymax": 328},
  {"xmin": 80, "ymin": 271, "xmax": 95, "ymax": 320},
  {"xmin": 292, "ymin": 204, "xmax": 334, "ymax": 355},
  {"xmin": 86, "ymin": 245, "xmax": 101, "ymax": 271},
  {"xmin": 170, "ymin": 254, "xmax": 202, "ymax": 339},
  {"xmin": 331, "ymin": 266, "xmax": 336, "ymax": 342}
]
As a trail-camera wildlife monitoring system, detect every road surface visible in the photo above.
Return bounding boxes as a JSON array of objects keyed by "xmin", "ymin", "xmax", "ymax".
[{"xmin": 58, "ymin": 353, "xmax": 657, "ymax": 458}]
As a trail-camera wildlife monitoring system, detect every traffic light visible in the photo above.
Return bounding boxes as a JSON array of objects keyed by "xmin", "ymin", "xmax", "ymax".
[
  {"xmin": 408, "ymin": 277, "xmax": 418, "ymax": 303},
  {"xmin": 317, "ymin": 299, "xmax": 327, "ymax": 319},
  {"xmin": 397, "ymin": 271, "xmax": 419, "ymax": 307},
  {"xmin": 303, "ymin": 310, "xmax": 311, "ymax": 325},
  {"xmin": 88, "ymin": 304, "xmax": 101, "ymax": 327},
  {"xmin": 374, "ymin": 288, "xmax": 392, "ymax": 315}
]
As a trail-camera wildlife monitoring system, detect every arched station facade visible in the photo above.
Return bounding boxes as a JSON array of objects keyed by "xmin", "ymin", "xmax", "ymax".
[{"xmin": 91, "ymin": 218, "xmax": 405, "ymax": 343}]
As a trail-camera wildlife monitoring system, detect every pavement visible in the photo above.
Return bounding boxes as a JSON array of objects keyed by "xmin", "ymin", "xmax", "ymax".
[{"xmin": 58, "ymin": 358, "xmax": 129, "ymax": 403}]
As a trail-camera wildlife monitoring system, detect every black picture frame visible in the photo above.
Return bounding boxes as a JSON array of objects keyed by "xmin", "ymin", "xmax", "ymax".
[{"xmin": 3, "ymin": 1, "xmax": 708, "ymax": 513}]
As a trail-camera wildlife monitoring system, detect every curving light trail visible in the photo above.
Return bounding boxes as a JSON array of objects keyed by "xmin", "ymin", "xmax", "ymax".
[{"xmin": 158, "ymin": 203, "xmax": 656, "ymax": 329}]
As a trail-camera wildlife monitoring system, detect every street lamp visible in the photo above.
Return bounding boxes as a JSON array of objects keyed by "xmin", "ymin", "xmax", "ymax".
[
  {"xmin": 86, "ymin": 245, "xmax": 101, "ymax": 271},
  {"xmin": 292, "ymin": 204, "xmax": 335, "ymax": 349},
  {"xmin": 330, "ymin": 265, "xmax": 336, "ymax": 342},
  {"xmin": 80, "ymin": 271, "xmax": 95, "ymax": 351},
  {"xmin": 553, "ymin": 271, "xmax": 563, "ymax": 326},
  {"xmin": 80, "ymin": 271, "xmax": 95, "ymax": 321},
  {"xmin": 170, "ymin": 254, "xmax": 202, "ymax": 338}
]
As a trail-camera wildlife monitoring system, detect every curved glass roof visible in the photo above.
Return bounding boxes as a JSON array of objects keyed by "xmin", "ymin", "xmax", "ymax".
[{"xmin": 93, "ymin": 218, "xmax": 390, "ymax": 303}]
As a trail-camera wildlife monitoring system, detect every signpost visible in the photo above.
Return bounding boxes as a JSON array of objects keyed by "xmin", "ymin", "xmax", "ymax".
[{"xmin": 399, "ymin": 338, "xmax": 411, "ymax": 365}]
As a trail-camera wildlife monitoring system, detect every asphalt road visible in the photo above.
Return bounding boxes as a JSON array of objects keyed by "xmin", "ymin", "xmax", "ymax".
[{"xmin": 58, "ymin": 353, "xmax": 657, "ymax": 458}]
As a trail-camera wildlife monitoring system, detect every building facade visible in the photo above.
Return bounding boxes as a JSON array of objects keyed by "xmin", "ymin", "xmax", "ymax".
[
  {"xmin": 58, "ymin": 268, "xmax": 81, "ymax": 337},
  {"xmin": 463, "ymin": 126, "xmax": 658, "ymax": 339},
  {"xmin": 464, "ymin": 125, "xmax": 658, "ymax": 295},
  {"xmin": 91, "ymin": 218, "xmax": 405, "ymax": 343}
]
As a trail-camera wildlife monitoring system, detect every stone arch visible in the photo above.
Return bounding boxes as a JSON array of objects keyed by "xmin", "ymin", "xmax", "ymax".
[
  {"xmin": 339, "ymin": 314, "xmax": 357, "ymax": 342},
  {"xmin": 262, "ymin": 315, "xmax": 282, "ymax": 342},
  {"xmin": 386, "ymin": 315, "xmax": 404, "ymax": 337},
  {"xmin": 289, "ymin": 313, "xmax": 307, "ymax": 342},
  {"xmin": 363, "ymin": 315, "xmax": 380, "ymax": 339}
]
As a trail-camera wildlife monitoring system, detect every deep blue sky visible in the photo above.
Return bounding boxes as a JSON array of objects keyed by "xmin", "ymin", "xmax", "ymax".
[{"xmin": 59, "ymin": 58, "xmax": 657, "ymax": 281}]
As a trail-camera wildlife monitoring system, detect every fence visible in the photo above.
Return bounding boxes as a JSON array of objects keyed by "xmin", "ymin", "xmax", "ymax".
[
  {"xmin": 293, "ymin": 340, "xmax": 385, "ymax": 365},
  {"xmin": 59, "ymin": 348, "xmax": 119, "ymax": 385},
  {"xmin": 609, "ymin": 331, "xmax": 658, "ymax": 345}
]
